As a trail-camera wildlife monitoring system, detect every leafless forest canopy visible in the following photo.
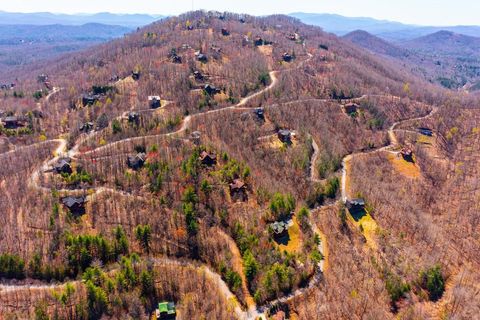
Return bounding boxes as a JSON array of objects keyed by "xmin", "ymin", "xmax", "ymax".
[{"xmin": 0, "ymin": 10, "xmax": 479, "ymax": 320}]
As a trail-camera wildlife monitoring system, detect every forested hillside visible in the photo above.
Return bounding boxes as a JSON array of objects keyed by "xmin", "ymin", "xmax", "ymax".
[{"xmin": 0, "ymin": 10, "xmax": 478, "ymax": 320}]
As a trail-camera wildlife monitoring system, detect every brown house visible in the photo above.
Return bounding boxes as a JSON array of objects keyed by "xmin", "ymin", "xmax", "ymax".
[
  {"xmin": 229, "ymin": 179, "xmax": 247, "ymax": 202},
  {"xmin": 199, "ymin": 151, "xmax": 217, "ymax": 167}
]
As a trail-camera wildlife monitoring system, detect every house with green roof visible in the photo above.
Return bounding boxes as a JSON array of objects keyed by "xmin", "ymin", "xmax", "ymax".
[{"xmin": 155, "ymin": 301, "xmax": 176, "ymax": 319}]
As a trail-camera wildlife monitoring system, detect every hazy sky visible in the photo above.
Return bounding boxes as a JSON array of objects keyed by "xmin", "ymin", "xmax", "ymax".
[{"xmin": 1, "ymin": 0, "xmax": 479, "ymax": 26}]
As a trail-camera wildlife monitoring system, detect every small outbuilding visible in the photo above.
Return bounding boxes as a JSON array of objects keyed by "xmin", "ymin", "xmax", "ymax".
[
  {"xmin": 127, "ymin": 153, "xmax": 146, "ymax": 170},
  {"xmin": 61, "ymin": 196, "xmax": 86, "ymax": 216}
]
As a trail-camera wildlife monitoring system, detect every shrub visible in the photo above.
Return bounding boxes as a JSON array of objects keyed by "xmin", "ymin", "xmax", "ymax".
[{"xmin": 419, "ymin": 265, "xmax": 445, "ymax": 301}]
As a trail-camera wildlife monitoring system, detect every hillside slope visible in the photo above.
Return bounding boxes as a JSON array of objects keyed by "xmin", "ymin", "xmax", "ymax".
[{"xmin": 0, "ymin": 10, "xmax": 478, "ymax": 320}]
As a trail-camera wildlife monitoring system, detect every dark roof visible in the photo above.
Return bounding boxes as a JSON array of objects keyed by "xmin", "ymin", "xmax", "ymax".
[{"xmin": 61, "ymin": 196, "xmax": 86, "ymax": 208}]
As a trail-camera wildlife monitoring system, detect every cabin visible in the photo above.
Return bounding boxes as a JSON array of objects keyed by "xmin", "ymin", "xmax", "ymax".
[
  {"xmin": 277, "ymin": 129, "xmax": 292, "ymax": 143},
  {"xmin": 229, "ymin": 179, "xmax": 247, "ymax": 202},
  {"xmin": 61, "ymin": 196, "xmax": 86, "ymax": 216},
  {"xmin": 128, "ymin": 112, "xmax": 139, "ymax": 123},
  {"xmin": 37, "ymin": 74, "xmax": 48, "ymax": 83},
  {"xmin": 196, "ymin": 53, "xmax": 208, "ymax": 63},
  {"xmin": 400, "ymin": 147, "xmax": 414, "ymax": 162},
  {"xmin": 254, "ymin": 37, "xmax": 264, "ymax": 46},
  {"xmin": 346, "ymin": 198, "xmax": 366, "ymax": 220},
  {"xmin": 155, "ymin": 301, "xmax": 176, "ymax": 320},
  {"xmin": 82, "ymin": 94, "xmax": 99, "ymax": 106},
  {"xmin": 91, "ymin": 85, "xmax": 113, "ymax": 95},
  {"xmin": 418, "ymin": 127, "xmax": 433, "ymax": 136},
  {"xmin": 190, "ymin": 131, "xmax": 201, "ymax": 145},
  {"xmin": 31, "ymin": 110, "xmax": 44, "ymax": 119},
  {"xmin": 79, "ymin": 122, "xmax": 94, "ymax": 133},
  {"xmin": 127, "ymin": 153, "xmax": 146, "ymax": 170},
  {"xmin": 270, "ymin": 221, "xmax": 289, "ymax": 238},
  {"xmin": 2, "ymin": 116, "xmax": 26, "ymax": 129},
  {"xmin": 148, "ymin": 96, "xmax": 161, "ymax": 109},
  {"xmin": 131, "ymin": 71, "xmax": 141, "ymax": 81},
  {"xmin": 254, "ymin": 108, "xmax": 265, "ymax": 121},
  {"xmin": 204, "ymin": 84, "xmax": 221, "ymax": 96},
  {"xmin": 199, "ymin": 151, "xmax": 216, "ymax": 167},
  {"xmin": 221, "ymin": 28, "xmax": 230, "ymax": 36},
  {"xmin": 287, "ymin": 33, "xmax": 299, "ymax": 41},
  {"xmin": 282, "ymin": 52, "xmax": 293, "ymax": 62},
  {"xmin": 193, "ymin": 71, "xmax": 204, "ymax": 81},
  {"xmin": 344, "ymin": 103, "xmax": 359, "ymax": 115},
  {"xmin": 53, "ymin": 158, "xmax": 72, "ymax": 175},
  {"xmin": 109, "ymin": 75, "xmax": 120, "ymax": 82},
  {"xmin": 171, "ymin": 55, "xmax": 182, "ymax": 64}
]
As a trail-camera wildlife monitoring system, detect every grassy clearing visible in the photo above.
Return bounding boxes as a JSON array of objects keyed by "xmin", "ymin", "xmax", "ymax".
[
  {"xmin": 277, "ymin": 216, "xmax": 302, "ymax": 254},
  {"xmin": 349, "ymin": 211, "xmax": 379, "ymax": 250},
  {"xmin": 387, "ymin": 153, "xmax": 421, "ymax": 179}
]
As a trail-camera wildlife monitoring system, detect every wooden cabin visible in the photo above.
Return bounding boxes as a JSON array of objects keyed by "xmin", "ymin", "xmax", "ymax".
[
  {"xmin": 199, "ymin": 151, "xmax": 217, "ymax": 167},
  {"xmin": 204, "ymin": 84, "xmax": 221, "ymax": 96},
  {"xmin": 127, "ymin": 153, "xmax": 146, "ymax": 170},
  {"xmin": 2, "ymin": 116, "xmax": 27, "ymax": 129},
  {"xmin": 61, "ymin": 196, "xmax": 86, "ymax": 216},
  {"xmin": 344, "ymin": 103, "xmax": 359, "ymax": 115},
  {"xmin": 277, "ymin": 129, "xmax": 292, "ymax": 143},
  {"xmin": 229, "ymin": 179, "xmax": 247, "ymax": 202},
  {"xmin": 148, "ymin": 96, "xmax": 161, "ymax": 109},
  {"xmin": 221, "ymin": 28, "xmax": 230, "ymax": 36},
  {"xmin": 53, "ymin": 158, "xmax": 72, "ymax": 175}
]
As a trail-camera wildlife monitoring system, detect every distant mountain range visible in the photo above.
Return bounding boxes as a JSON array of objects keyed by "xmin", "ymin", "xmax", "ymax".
[
  {"xmin": 0, "ymin": 23, "xmax": 132, "ymax": 43},
  {"xmin": 290, "ymin": 12, "xmax": 480, "ymax": 41},
  {"xmin": 0, "ymin": 11, "xmax": 163, "ymax": 27}
]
